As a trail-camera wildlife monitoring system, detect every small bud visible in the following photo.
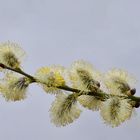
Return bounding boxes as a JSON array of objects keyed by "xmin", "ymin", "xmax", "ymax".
[
  {"xmin": 96, "ymin": 82, "xmax": 100, "ymax": 88},
  {"xmin": 130, "ymin": 88, "xmax": 136, "ymax": 95},
  {"xmin": 0, "ymin": 63, "xmax": 5, "ymax": 68},
  {"xmin": 135, "ymin": 102, "xmax": 140, "ymax": 108}
]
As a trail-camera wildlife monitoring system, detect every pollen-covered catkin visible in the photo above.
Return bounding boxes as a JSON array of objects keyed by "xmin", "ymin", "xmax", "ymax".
[
  {"xmin": 104, "ymin": 69, "xmax": 136, "ymax": 96},
  {"xmin": 78, "ymin": 95, "xmax": 102, "ymax": 111},
  {"xmin": 0, "ymin": 41, "xmax": 25, "ymax": 69},
  {"xmin": 69, "ymin": 60, "xmax": 101, "ymax": 92},
  {"xmin": 0, "ymin": 73, "xmax": 30, "ymax": 101},
  {"xmin": 100, "ymin": 97, "xmax": 133, "ymax": 127},
  {"xmin": 35, "ymin": 66, "xmax": 66, "ymax": 94},
  {"xmin": 50, "ymin": 93, "xmax": 82, "ymax": 126}
]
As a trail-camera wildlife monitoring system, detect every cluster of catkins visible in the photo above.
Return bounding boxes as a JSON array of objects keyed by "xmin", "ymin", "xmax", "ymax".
[{"xmin": 0, "ymin": 41, "xmax": 139, "ymax": 128}]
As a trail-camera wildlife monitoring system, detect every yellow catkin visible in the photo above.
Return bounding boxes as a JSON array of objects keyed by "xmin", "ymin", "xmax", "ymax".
[
  {"xmin": 0, "ymin": 73, "xmax": 30, "ymax": 101},
  {"xmin": 69, "ymin": 60, "xmax": 101, "ymax": 91},
  {"xmin": 0, "ymin": 41, "xmax": 25, "ymax": 69},
  {"xmin": 104, "ymin": 69, "xmax": 136, "ymax": 95},
  {"xmin": 100, "ymin": 97, "xmax": 133, "ymax": 127},
  {"xmin": 35, "ymin": 66, "xmax": 66, "ymax": 94},
  {"xmin": 50, "ymin": 93, "xmax": 82, "ymax": 127},
  {"xmin": 78, "ymin": 95, "xmax": 102, "ymax": 111}
]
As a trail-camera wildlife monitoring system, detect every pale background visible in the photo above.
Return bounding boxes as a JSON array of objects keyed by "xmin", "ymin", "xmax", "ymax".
[{"xmin": 0, "ymin": 0, "xmax": 140, "ymax": 140}]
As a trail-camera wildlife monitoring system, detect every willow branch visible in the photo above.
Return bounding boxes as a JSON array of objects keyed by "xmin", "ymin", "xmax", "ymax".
[
  {"xmin": 1, "ymin": 63, "xmax": 140, "ymax": 103},
  {"xmin": 0, "ymin": 63, "xmax": 36, "ymax": 82}
]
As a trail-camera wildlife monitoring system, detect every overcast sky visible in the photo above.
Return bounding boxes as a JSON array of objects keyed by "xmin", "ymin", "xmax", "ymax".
[{"xmin": 0, "ymin": 0, "xmax": 140, "ymax": 140}]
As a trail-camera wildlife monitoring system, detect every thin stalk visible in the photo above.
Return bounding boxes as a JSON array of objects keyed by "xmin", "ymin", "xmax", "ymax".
[{"xmin": 0, "ymin": 64, "xmax": 36, "ymax": 82}]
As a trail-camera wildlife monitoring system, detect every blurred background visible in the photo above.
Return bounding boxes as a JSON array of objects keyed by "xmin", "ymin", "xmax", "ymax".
[{"xmin": 0, "ymin": 0, "xmax": 140, "ymax": 140}]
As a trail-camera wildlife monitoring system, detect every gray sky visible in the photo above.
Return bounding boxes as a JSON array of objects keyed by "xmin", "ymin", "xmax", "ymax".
[{"xmin": 0, "ymin": 0, "xmax": 140, "ymax": 140}]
